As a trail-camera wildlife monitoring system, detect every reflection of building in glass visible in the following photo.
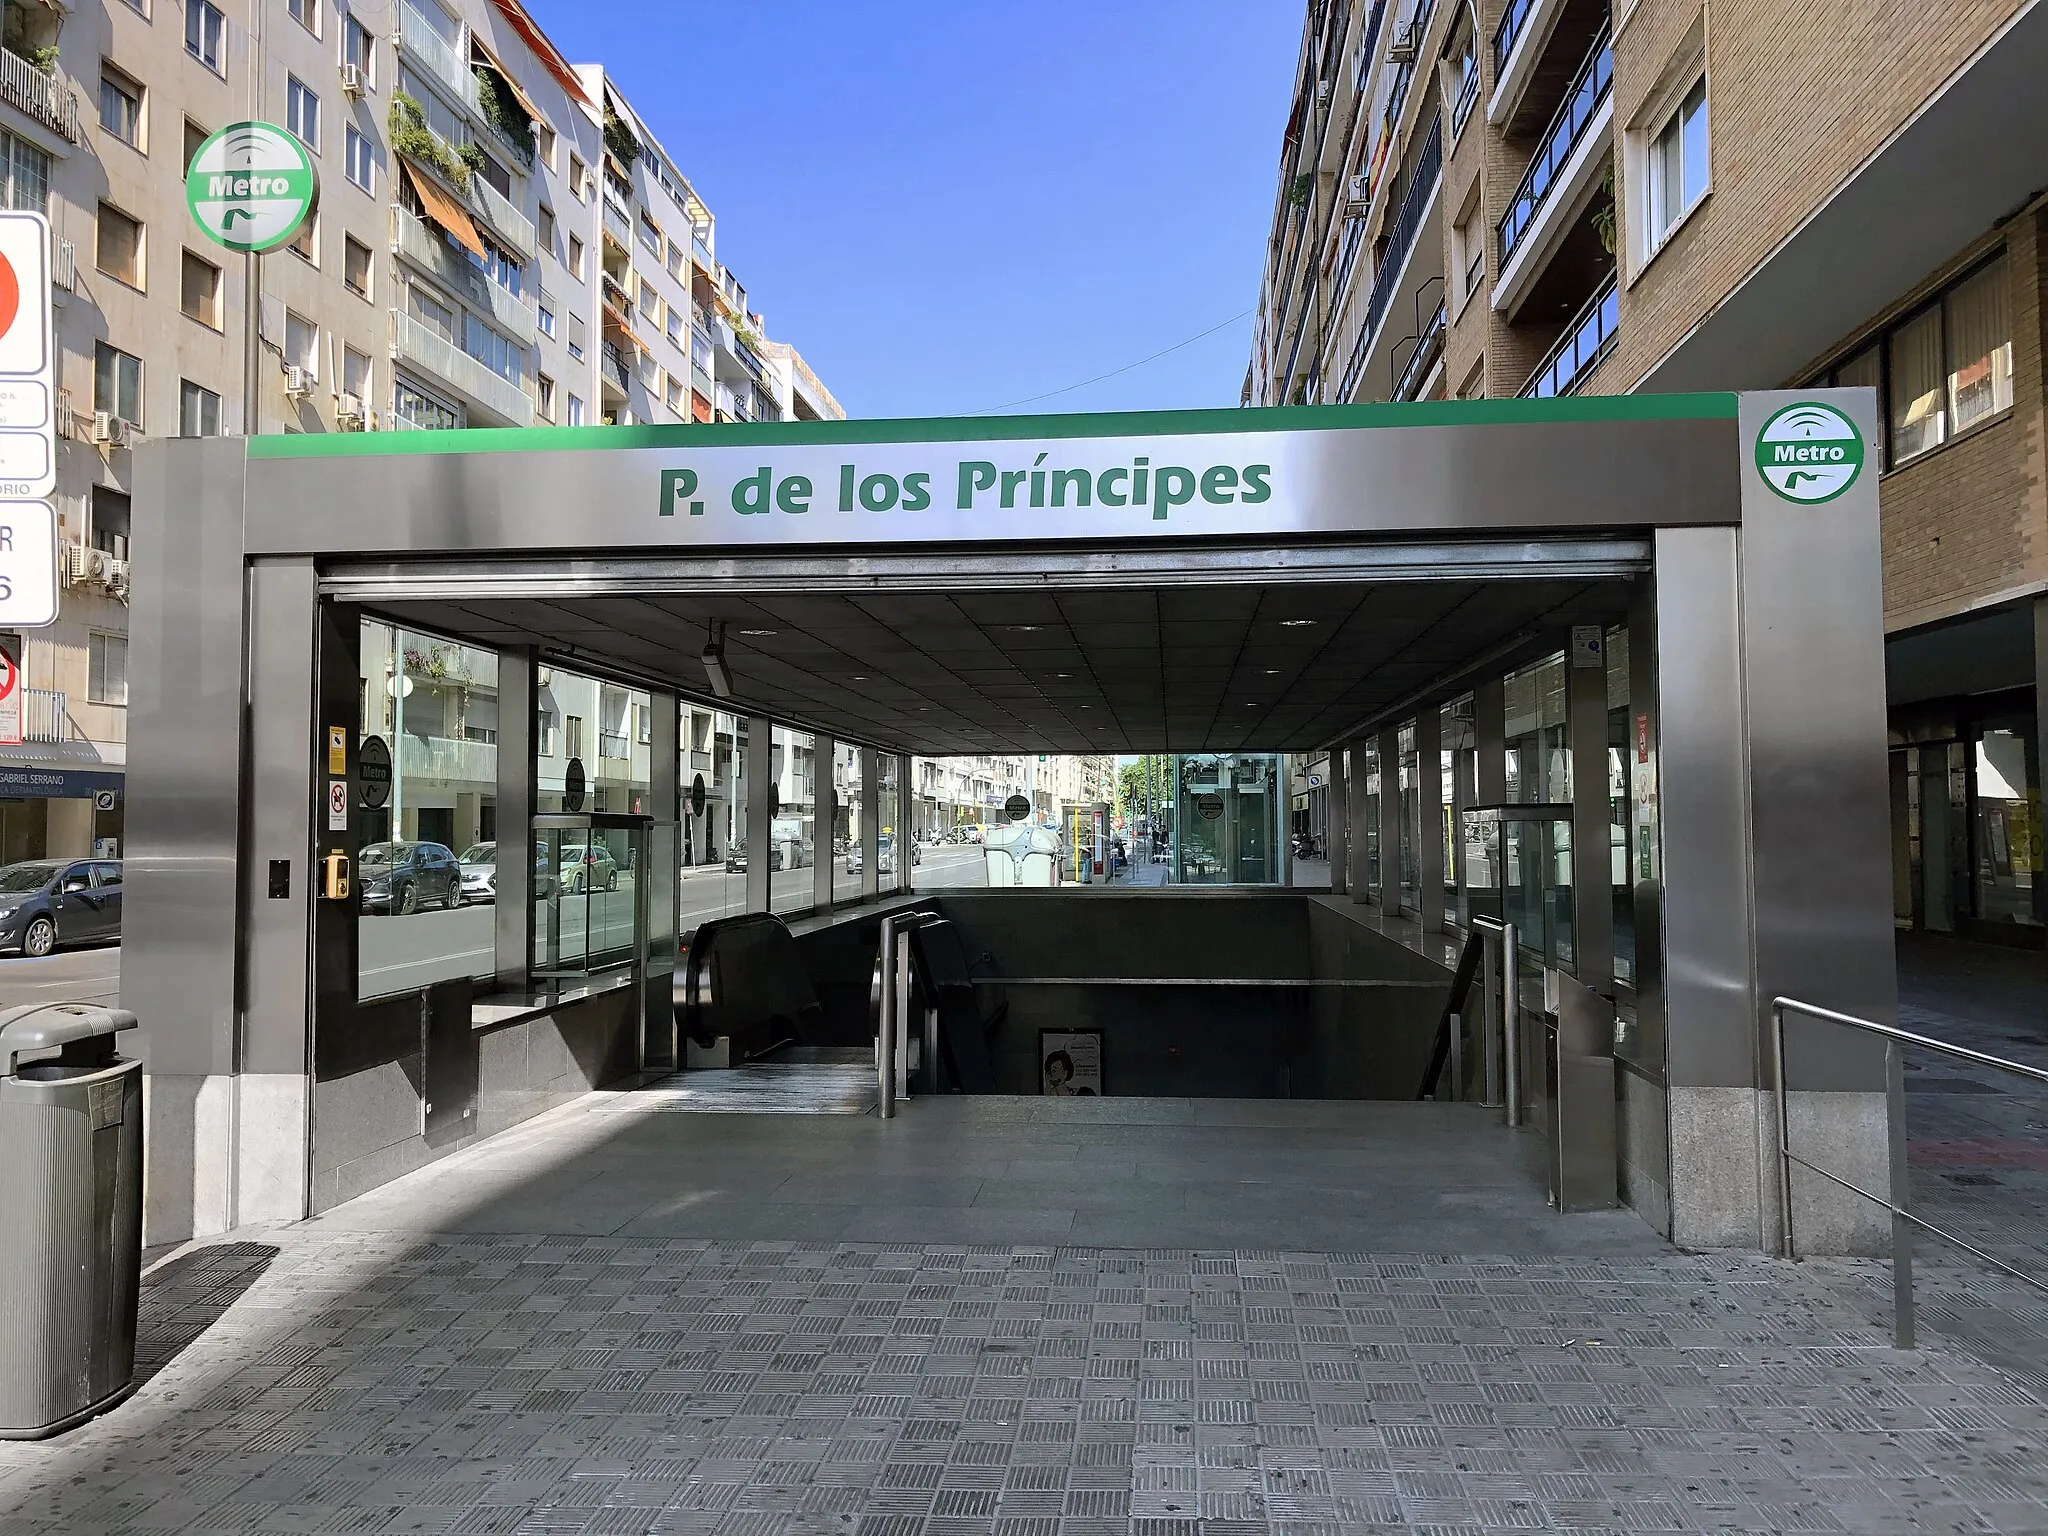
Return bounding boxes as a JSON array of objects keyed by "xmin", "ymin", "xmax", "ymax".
[
  {"xmin": 1172, "ymin": 754, "xmax": 1283, "ymax": 886},
  {"xmin": 907, "ymin": 755, "xmax": 1117, "ymax": 836}
]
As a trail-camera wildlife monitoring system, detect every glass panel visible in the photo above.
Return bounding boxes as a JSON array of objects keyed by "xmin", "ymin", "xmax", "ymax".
[
  {"xmin": 1504, "ymin": 653, "xmax": 1569, "ymax": 803},
  {"xmin": 1173, "ymin": 754, "xmax": 1282, "ymax": 886},
  {"xmin": 1606, "ymin": 627, "xmax": 1635, "ymax": 986},
  {"xmin": 532, "ymin": 818, "xmax": 646, "ymax": 976},
  {"xmin": 1973, "ymin": 726, "xmax": 2040, "ymax": 926},
  {"xmin": 1362, "ymin": 742, "xmax": 1381, "ymax": 895},
  {"xmin": 356, "ymin": 621, "xmax": 498, "ymax": 1001},
  {"xmin": 878, "ymin": 755, "xmax": 903, "ymax": 893},
  {"xmin": 769, "ymin": 725, "xmax": 818, "ymax": 914},
  {"xmin": 1946, "ymin": 260, "xmax": 2013, "ymax": 434},
  {"xmin": 1397, "ymin": 724, "xmax": 1419, "ymax": 912},
  {"xmin": 1441, "ymin": 700, "xmax": 1474, "ymax": 917},
  {"xmin": 833, "ymin": 744, "xmax": 867, "ymax": 906},
  {"xmin": 1888, "ymin": 305, "xmax": 1946, "ymax": 463}
]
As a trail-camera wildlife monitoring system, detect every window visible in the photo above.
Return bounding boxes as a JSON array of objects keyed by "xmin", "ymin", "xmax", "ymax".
[
  {"xmin": 96, "ymin": 202, "xmax": 143, "ymax": 288},
  {"xmin": 180, "ymin": 249, "xmax": 221, "ymax": 329},
  {"xmin": 1888, "ymin": 307, "xmax": 1945, "ymax": 463},
  {"xmin": 566, "ymin": 715, "xmax": 584, "ymax": 760},
  {"xmin": 99, "ymin": 63, "xmax": 144, "ymax": 149},
  {"xmin": 566, "ymin": 312, "xmax": 584, "ymax": 362},
  {"xmin": 1945, "ymin": 259, "xmax": 2014, "ymax": 434},
  {"xmin": 397, "ymin": 65, "xmax": 464, "ymax": 145},
  {"xmin": 288, "ymin": 209, "xmax": 317, "ymax": 264},
  {"xmin": 344, "ymin": 234, "xmax": 371, "ymax": 297},
  {"xmin": 92, "ymin": 487, "xmax": 131, "ymax": 559},
  {"xmin": 342, "ymin": 346, "xmax": 371, "ymax": 404},
  {"xmin": 286, "ymin": 76, "xmax": 320, "ymax": 151},
  {"xmin": 538, "ymin": 303, "xmax": 555, "ymax": 338},
  {"xmin": 666, "ymin": 307, "xmax": 683, "ymax": 348},
  {"xmin": 567, "ymin": 392, "xmax": 584, "ymax": 426},
  {"xmin": 288, "ymin": 0, "xmax": 318, "ymax": 36},
  {"xmin": 667, "ymin": 239, "xmax": 685, "ymax": 280},
  {"xmin": 567, "ymin": 234, "xmax": 584, "ymax": 279},
  {"xmin": 89, "ymin": 634, "xmax": 128, "ymax": 706},
  {"xmin": 538, "ymin": 123, "xmax": 556, "ymax": 167},
  {"xmin": 569, "ymin": 154, "xmax": 587, "ymax": 200},
  {"xmin": 638, "ymin": 281, "xmax": 659, "ymax": 324},
  {"xmin": 284, "ymin": 312, "xmax": 318, "ymax": 380},
  {"xmin": 1454, "ymin": 205, "xmax": 1484, "ymax": 309},
  {"xmin": 186, "ymin": 0, "xmax": 225, "ymax": 73},
  {"xmin": 394, "ymin": 375, "xmax": 460, "ymax": 430},
  {"xmin": 463, "ymin": 315, "xmax": 520, "ymax": 383},
  {"xmin": 471, "ymin": 241, "xmax": 523, "ymax": 297},
  {"xmin": 179, "ymin": 379, "xmax": 220, "ymax": 437},
  {"xmin": 538, "ymin": 204, "xmax": 556, "ymax": 257},
  {"xmin": 473, "ymin": 148, "xmax": 511, "ymax": 202},
  {"xmin": 94, "ymin": 344, "xmax": 142, "ymax": 425},
  {"xmin": 1644, "ymin": 76, "xmax": 1708, "ymax": 251},
  {"xmin": 183, "ymin": 119, "xmax": 207, "ymax": 175},
  {"xmin": 345, "ymin": 124, "xmax": 373, "ymax": 192},
  {"xmin": 0, "ymin": 132, "xmax": 48, "ymax": 216},
  {"xmin": 409, "ymin": 284, "xmax": 454, "ymax": 340},
  {"xmin": 638, "ymin": 215, "xmax": 661, "ymax": 256},
  {"xmin": 538, "ymin": 373, "xmax": 555, "ymax": 420},
  {"xmin": 344, "ymin": 16, "xmax": 373, "ymax": 81},
  {"xmin": 665, "ymin": 373, "xmax": 683, "ymax": 415}
]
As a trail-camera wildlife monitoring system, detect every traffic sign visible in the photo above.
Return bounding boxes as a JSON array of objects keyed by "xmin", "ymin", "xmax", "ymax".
[
  {"xmin": 1004, "ymin": 793, "xmax": 1030, "ymax": 822},
  {"xmin": 0, "ymin": 213, "xmax": 53, "ymax": 501},
  {"xmin": 185, "ymin": 122, "xmax": 320, "ymax": 254},
  {"xmin": 358, "ymin": 735, "xmax": 392, "ymax": 809},
  {"xmin": 0, "ymin": 500, "xmax": 56, "ymax": 629},
  {"xmin": 690, "ymin": 772, "xmax": 707, "ymax": 818}
]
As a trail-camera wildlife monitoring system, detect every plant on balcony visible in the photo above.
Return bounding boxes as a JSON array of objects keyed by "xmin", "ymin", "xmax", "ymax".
[
  {"xmin": 1287, "ymin": 171, "xmax": 1315, "ymax": 210},
  {"xmin": 603, "ymin": 105, "xmax": 641, "ymax": 172},
  {"xmin": 733, "ymin": 322, "xmax": 765, "ymax": 356},
  {"xmin": 473, "ymin": 65, "xmax": 534, "ymax": 155},
  {"xmin": 19, "ymin": 44, "xmax": 57, "ymax": 75},
  {"xmin": 458, "ymin": 139, "xmax": 488, "ymax": 179},
  {"xmin": 390, "ymin": 93, "xmax": 470, "ymax": 189},
  {"xmin": 1591, "ymin": 162, "xmax": 1617, "ymax": 255}
]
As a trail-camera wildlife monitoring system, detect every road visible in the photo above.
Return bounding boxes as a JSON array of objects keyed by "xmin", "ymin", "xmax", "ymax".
[{"xmin": 0, "ymin": 943, "xmax": 121, "ymax": 1010}]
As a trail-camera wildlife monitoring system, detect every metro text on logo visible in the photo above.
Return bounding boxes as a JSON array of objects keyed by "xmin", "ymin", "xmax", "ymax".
[{"xmin": 1754, "ymin": 401, "xmax": 1866, "ymax": 504}]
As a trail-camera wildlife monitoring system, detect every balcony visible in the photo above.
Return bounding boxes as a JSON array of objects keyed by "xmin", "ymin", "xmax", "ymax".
[
  {"xmin": 602, "ymin": 199, "xmax": 631, "ymax": 252},
  {"xmin": 1494, "ymin": 26, "xmax": 1611, "ymax": 316},
  {"xmin": 399, "ymin": 733, "xmax": 497, "ymax": 785},
  {"xmin": 21, "ymin": 687, "xmax": 66, "ymax": 744},
  {"xmin": 1364, "ymin": 117, "xmax": 1443, "ymax": 348},
  {"xmin": 601, "ymin": 341, "xmax": 631, "ymax": 395},
  {"xmin": 1520, "ymin": 271, "xmax": 1617, "ymax": 397},
  {"xmin": 1339, "ymin": 117, "xmax": 1443, "ymax": 402},
  {"xmin": 49, "ymin": 234, "xmax": 72, "ymax": 298},
  {"xmin": 468, "ymin": 173, "xmax": 534, "ymax": 263},
  {"xmin": 0, "ymin": 47, "xmax": 78, "ymax": 143},
  {"xmin": 389, "ymin": 308, "xmax": 534, "ymax": 427},
  {"xmin": 397, "ymin": 3, "xmax": 471, "ymax": 110},
  {"xmin": 1392, "ymin": 297, "xmax": 1446, "ymax": 402},
  {"xmin": 392, "ymin": 207, "xmax": 536, "ymax": 347},
  {"xmin": 692, "ymin": 235, "xmax": 713, "ymax": 271}
]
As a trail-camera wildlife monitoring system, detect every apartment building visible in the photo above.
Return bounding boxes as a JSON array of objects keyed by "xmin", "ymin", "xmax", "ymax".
[
  {"xmin": 0, "ymin": 0, "xmax": 840, "ymax": 866},
  {"xmin": 1254, "ymin": 0, "xmax": 2048, "ymax": 947}
]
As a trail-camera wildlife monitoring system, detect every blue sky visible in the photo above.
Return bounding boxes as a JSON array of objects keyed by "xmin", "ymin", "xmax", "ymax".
[{"xmin": 524, "ymin": 1, "xmax": 1300, "ymax": 420}]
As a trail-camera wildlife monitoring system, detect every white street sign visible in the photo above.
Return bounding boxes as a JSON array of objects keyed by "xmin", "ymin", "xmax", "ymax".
[
  {"xmin": 0, "ymin": 213, "xmax": 52, "ymax": 501},
  {"xmin": 0, "ymin": 499, "xmax": 58, "ymax": 628}
]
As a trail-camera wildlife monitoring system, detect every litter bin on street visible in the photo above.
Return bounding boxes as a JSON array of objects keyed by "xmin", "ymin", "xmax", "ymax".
[{"xmin": 0, "ymin": 1003, "xmax": 143, "ymax": 1439}]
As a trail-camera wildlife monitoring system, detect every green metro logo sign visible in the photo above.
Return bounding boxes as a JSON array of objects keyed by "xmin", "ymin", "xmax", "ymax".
[
  {"xmin": 1754, "ymin": 401, "xmax": 1865, "ymax": 504},
  {"xmin": 185, "ymin": 122, "xmax": 319, "ymax": 255}
]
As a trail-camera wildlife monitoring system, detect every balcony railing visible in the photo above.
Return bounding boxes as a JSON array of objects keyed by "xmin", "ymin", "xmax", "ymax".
[
  {"xmin": 21, "ymin": 687, "xmax": 67, "ymax": 744},
  {"xmin": 602, "ymin": 199, "xmax": 631, "ymax": 251},
  {"xmin": 391, "ymin": 206, "xmax": 536, "ymax": 346},
  {"xmin": 1383, "ymin": 0, "xmax": 1435, "ymax": 136},
  {"xmin": 389, "ymin": 309, "xmax": 534, "ymax": 427},
  {"xmin": 399, "ymin": 733, "xmax": 497, "ymax": 784},
  {"xmin": 1363, "ymin": 116, "xmax": 1443, "ymax": 345},
  {"xmin": 598, "ymin": 731, "xmax": 630, "ymax": 760},
  {"xmin": 1492, "ymin": 0, "xmax": 1538, "ymax": 79},
  {"xmin": 1520, "ymin": 270, "xmax": 1618, "ymax": 398},
  {"xmin": 0, "ymin": 47, "xmax": 79, "ymax": 143},
  {"xmin": 50, "ymin": 235, "xmax": 73, "ymax": 294},
  {"xmin": 396, "ymin": 3, "xmax": 470, "ymax": 108},
  {"xmin": 1451, "ymin": 52, "xmax": 1480, "ymax": 137},
  {"xmin": 1498, "ymin": 26, "xmax": 1611, "ymax": 263},
  {"xmin": 692, "ymin": 235, "xmax": 714, "ymax": 271},
  {"xmin": 468, "ymin": 173, "xmax": 534, "ymax": 263},
  {"xmin": 601, "ymin": 341, "xmax": 631, "ymax": 393},
  {"xmin": 1392, "ymin": 298, "xmax": 1446, "ymax": 402}
]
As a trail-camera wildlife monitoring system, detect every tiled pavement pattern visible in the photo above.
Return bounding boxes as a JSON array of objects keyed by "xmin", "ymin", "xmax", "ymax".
[{"xmin": 3, "ymin": 1230, "xmax": 2048, "ymax": 1535}]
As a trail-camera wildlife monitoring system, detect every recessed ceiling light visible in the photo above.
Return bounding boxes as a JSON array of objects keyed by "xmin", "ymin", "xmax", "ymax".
[
  {"xmin": 850, "ymin": 674, "xmax": 868, "ymax": 681},
  {"xmin": 1264, "ymin": 668, "xmax": 1281, "ymax": 675},
  {"xmin": 738, "ymin": 628, "xmax": 777, "ymax": 637},
  {"xmin": 1011, "ymin": 624, "xmax": 1041, "ymax": 632},
  {"xmin": 1279, "ymin": 618, "xmax": 1316, "ymax": 628}
]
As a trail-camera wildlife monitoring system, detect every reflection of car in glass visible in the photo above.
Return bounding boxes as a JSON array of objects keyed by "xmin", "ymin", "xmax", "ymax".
[
  {"xmin": 360, "ymin": 841, "xmax": 462, "ymax": 915},
  {"xmin": 459, "ymin": 840, "xmax": 556, "ymax": 903},
  {"xmin": 725, "ymin": 839, "xmax": 815, "ymax": 874},
  {"xmin": 845, "ymin": 835, "xmax": 921, "ymax": 876},
  {"xmin": 0, "ymin": 859, "xmax": 123, "ymax": 956},
  {"xmin": 560, "ymin": 843, "xmax": 620, "ymax": 893}
]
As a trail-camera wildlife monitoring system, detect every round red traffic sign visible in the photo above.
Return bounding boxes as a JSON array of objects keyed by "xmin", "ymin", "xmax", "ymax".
[{"xmin": 0, "ymin": 250, "xmax": 19, "ymax": 342}]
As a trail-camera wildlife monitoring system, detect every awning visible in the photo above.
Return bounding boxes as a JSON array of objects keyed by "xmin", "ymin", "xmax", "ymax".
[
  {"xmin": 488, "ymin": 0, "xmax": 593, "ymax": 107},
  {"xmin": 691, "ymin": 390, "xmax": 712, "ymax": 424},
  {"xmin": 603, "ymin": 307, "xmax": 647, "ymax": 352},
  {"xmin": 401, "ymin": 160, "xmax": 487, "ymax": 260}
]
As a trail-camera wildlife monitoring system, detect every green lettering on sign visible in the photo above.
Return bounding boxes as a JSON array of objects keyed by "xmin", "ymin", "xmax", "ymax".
[
  {"xmin": 186, "ymin": 122, "xmax": 320, "ymax": 255},
  {"xmin": 1754, "ymin": 402, "xmax": 1865, "ymax": 504}
]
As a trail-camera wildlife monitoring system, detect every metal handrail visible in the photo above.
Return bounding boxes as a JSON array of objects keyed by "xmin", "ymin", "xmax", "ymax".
[
  {"xmin": 1520, "ymin": 270, "xmax": 1618, "ymax": 398},
  {"xmin": 1771, "ymin": 996, "xmax": 2048, "ymax": 1351},
  {"xmin": 1492, "ymin": 0, "xmax": 1537, "ymax": 79},
  {"xmin": 1472, "ymin": 917, "xmax": 1521, "ymax": 1123}
]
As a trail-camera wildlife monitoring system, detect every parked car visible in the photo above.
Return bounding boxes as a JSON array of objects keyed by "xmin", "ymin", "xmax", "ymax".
[
  {"xmin": 458, "ymin": 840, "xmax": 556, "ymax": 904},
  {"xmin": 359, "ymin": 841, "xmax": 463, "ymax": 915},
  {"xmin": 560, "ymin": 842, "xmax": 620, "ymax": 893},
  {"xmin": 0, "ymin": 858, "xmax": 122, "ymax": 957},
  {"xmin": 725, "ymin": 839, "xmax": 815, "ymax": 874}
]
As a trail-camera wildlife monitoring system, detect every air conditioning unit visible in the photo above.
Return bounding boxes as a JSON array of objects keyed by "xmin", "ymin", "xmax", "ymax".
[
  {"xmin": 90, "ymin": 412, "xmax": 131, "ymax": 448},
  {"xmin": 1316, "ymin": 81, "xmax": 1332, "ymax": 106},
  {"xmin": 67, "ymin": 545, "xmax": 111, "ymax": 586},
  {"xmin": 285, "ymin": 365, "xmax": 314, "ymax": 400},
  {"xmin": 104, "ymin": 557, "xmax": 130, "ymax": 597},
  {"xmin": 336, "ymin": 393, "xmax": 366, "ymax": 429},
  {"xmin": 1346, "ymin": 173, "xmax": 1371, "ymax": 212},
  {"xmin": 1389, "ymin": 20, "xmax": 1420, "ymax": 63},
  {"xmin": 340, "ymin": 63, "xmax": 366, "ymax": 98}
]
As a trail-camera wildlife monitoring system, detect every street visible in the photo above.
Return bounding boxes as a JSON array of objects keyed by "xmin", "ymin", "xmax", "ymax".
[{"xmin": 0, "ymin": 942, "xmax": 120, "ymax": 1011}]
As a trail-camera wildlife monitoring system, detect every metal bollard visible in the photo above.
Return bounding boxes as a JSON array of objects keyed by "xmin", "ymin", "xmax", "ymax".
[
  {"xmin": 878, "ymin": 916, "xmax": 896, "ymax": 1119},
  {"xmin": 1502, "ymin": 922, "xmax": 1522, "ymax": 1128}
]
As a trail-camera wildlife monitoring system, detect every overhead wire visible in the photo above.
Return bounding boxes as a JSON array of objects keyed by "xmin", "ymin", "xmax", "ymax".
[{"xmin": 965, "ymin": 309, "xmax": 1255, "ymax": 415}]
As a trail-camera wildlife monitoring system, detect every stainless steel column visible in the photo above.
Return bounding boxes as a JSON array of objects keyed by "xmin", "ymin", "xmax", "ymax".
[
  {"xmin": 1377, "ymin": 727, "xmax": 1401, "ymax": 911},
  {"xmin": 1328, "ymin": 747, "xmax": 1348, "ymax": 895},
  {"xmin": 897, "ymin": 754, "xmax": 915, "ymax": 893},
  {"xmin": 1415, "ymin": 707, "xmax": 1444, "ymax": 933},
  {"xmin": 644, "ymin": 689, "xmax": 680, "ymax": 1073},
  {"xmin": 813, "ymin": 734, "xmax": 835, "ymax": 912},
  {"xmin": 1568, "ymin": 635, "xmax": 1615, "ymax": 986},
  {"xmin": 1347, "ymin": 738, "xmax": 1372, "ymax": 903},
  {"xmin": 746, "ymin": 714, "xmax": 773, "ymax": 913},
  {"xmin": 860, "ymin": 748, "xmax": 880, "ymax": 901},
  {"xmin": 877, "ymin": 914, "xmax": 896, "ymax": 1118},
  {"xmin": 493, "ymin": 648, "xmax": 537, "ymax": 988}
]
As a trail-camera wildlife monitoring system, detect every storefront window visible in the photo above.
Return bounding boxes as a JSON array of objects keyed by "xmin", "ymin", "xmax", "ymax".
[
  {"xmin": 678, "ymin": 705, "xmax": 747, "ymax": 939},
  {"xmin": 770, "ymin": 725, "xmax": 818, "ymax": 914},
  {"xmin": 833, "ymin": 743, "xmax": 867, "ymax": 906},
  {"xmin": 1397, "ymin": 724, "xmax": 1419, "ymax": 912},
  {"xmin": 1973, "ymin": 725, "xmax": 2040, "ymax": 927},
  {"xmin": 356, "ymin": 620, "xmax": 498, "ymax": 1000},
  {"xmin": 878, "ymin": 753, "xmax": 903, "ymax": 894}
]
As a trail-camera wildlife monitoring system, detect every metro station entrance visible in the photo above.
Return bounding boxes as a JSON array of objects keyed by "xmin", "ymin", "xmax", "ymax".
[{"xmin": 126, "ymin": 392, "xmax": 1898, "ymax": 1258}]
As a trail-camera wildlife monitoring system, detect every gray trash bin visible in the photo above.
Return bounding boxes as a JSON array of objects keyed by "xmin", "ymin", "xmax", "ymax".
[{"xmin": 0, "ymin": 1003, "xmax": 142, "ymax": 1439}]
